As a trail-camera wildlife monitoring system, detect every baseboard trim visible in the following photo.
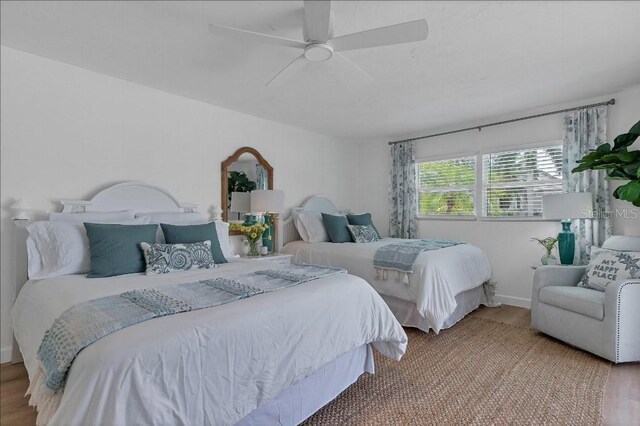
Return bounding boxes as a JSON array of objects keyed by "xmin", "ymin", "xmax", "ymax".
[
  {"xmin": 0, "ymin": 346, "xmax": 12, "ymax": 364},
  {"xmin": 495, "ymin": 294, "xmax": 531, "ymax": 309}
]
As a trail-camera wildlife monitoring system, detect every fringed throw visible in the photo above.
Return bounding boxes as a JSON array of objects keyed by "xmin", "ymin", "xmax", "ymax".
[{"xmin": 373, "ymin": 239, "xmax": 463, "ymax": 284}]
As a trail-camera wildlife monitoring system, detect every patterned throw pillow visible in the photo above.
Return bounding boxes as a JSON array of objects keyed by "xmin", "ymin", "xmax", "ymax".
[
  {"xmin": 347, "ymin": 225, "xmax": 380, "ymax": 244},
  {"xmin": 577, "ymin": 246, "xmax": 640, "ymax": 291},
  {"xmin": 140, "ymin": 241, "xmax": 216, "ymax": 275}
]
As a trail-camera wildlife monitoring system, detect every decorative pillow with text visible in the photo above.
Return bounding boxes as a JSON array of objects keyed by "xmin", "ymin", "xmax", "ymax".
[{"xmin": 577, "ymin": 246, "xmax": 640, "ymax": 291}]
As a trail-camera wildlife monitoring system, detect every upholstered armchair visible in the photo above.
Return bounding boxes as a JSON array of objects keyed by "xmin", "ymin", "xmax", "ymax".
[{"xmin": 531, "ymin": 235, "xmax": 640, "ymax": 363}]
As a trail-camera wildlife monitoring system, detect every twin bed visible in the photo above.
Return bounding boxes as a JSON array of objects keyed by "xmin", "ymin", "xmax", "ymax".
[
  {"xmin": 11, "ymin": 183, "xmax": 492, "ymax": 425},
  {"xmin": 281, "ymin": 196, "xmax": 493, "ymax": 333}
]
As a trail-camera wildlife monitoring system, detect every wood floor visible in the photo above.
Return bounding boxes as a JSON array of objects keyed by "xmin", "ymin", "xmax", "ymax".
[{"xmin": 1, "ymin": 306, "xmax": 638, "ymax": 426}]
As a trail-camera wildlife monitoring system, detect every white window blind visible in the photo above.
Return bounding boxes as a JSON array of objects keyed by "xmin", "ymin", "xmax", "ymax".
[
  {"xmin": 482, "ymin": 145, "xmax": 563, "ymax": 217},
  {"xmin": 417, "ymin": 156, "xmax": 476, "ymax": 216}
]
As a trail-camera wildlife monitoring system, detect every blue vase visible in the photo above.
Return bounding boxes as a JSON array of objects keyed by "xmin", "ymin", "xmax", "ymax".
[
  {"xmin": 557, "ymin": 221, "xmax": 575, "ymax": 265},
  {"xmin": 262, "ymin": 214, "xmax": 273, "ymax": 253}
]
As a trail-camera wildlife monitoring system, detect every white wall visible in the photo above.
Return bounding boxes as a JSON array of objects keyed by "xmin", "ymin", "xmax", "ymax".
[
  {"xmin": 0, "ymin": 46, "xmax": 359, "ymax": 362},
  {"xmin": 356, "ymin": 85, "xmax": 640, "ymax": 308}
]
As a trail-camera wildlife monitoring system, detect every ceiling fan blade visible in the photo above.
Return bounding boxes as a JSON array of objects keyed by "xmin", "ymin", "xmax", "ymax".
[
  {"xmin": 330, "ymin": 19, "xmax": 428, "ymax": 52},
  {"xmin": 303, "ymin": 1, "xmax": 332, "ymax": 42},
  {"xmin": 335, "ymin": 53, "xmax": 373, "ymax": 82},
  {"xmin": 209, "ymin": 24, "xmax": 306, "ymax": 49},
  {"xmin": 265, "ymin": 54, "xmax": 307, "ymax": 87}
]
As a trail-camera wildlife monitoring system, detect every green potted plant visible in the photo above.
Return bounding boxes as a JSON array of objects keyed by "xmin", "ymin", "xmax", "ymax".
[
  {"xmin": 571, "ymin": 119, "xmax": 640, "ymax": 206},
  {"xmin": 531, "ymin": 237, "xmax": 559, "ymax": 265}
]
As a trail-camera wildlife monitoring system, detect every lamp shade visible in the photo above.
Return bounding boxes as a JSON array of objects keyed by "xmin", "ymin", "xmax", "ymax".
[
  {"xmin": 542, "ymin": 192, "xmax": 593, "ymax": 220},
  {"xmin": 230, "ymin": 192, "xmax": 251, "ymax": 213},
  {"xmin": 250, "ymin": 190, "xmax": 284, "ymax": 213}
]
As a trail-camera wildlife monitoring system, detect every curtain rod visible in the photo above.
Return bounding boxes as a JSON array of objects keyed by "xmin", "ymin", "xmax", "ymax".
[{"xmin": 388, "ymin": 98, "xmax": 615, "ymax": 145}]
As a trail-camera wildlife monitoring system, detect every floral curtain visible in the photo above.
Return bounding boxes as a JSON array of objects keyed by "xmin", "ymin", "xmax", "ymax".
[
  {"xmin": 389, "ymin": 141, "xmax": 417, "ymax": 239},
  {"xmin": 256, "ymin": 165, "xmax": 268, "ymax": 190},
  {"xmin": 562, "ymin": 106, "xmax": 612, "ymax": 264}
]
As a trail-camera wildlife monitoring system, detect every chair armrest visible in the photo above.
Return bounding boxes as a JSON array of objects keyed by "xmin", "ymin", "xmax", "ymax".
[
  {"xmin": 532, "ymin": 265, "xmax": 587, "ymax": 306},
  {"xmin": 533, "ymin": 265, "xmax": 586, "ymax": 289},
  {"xmin": 604, "ymin": 279, "xmax": 640, "ymax": 363}
]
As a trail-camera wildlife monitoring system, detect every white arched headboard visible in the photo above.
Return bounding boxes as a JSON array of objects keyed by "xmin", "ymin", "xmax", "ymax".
[
  {"xmin": 60, "ymin": 181, "xmax": 198, "ymax": 214},
  {"xmin": 11, "ymin": 181, "xmax": 201, "ymax": 363},
  {"xmin": 281, "ymin": 196, "xmax": 349, "ymax": 246}
]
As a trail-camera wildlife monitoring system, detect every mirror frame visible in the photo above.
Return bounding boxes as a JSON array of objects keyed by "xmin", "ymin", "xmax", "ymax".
[{"xmin": 221, "ymin": 146, "xmax": 273, "ymax": 234}]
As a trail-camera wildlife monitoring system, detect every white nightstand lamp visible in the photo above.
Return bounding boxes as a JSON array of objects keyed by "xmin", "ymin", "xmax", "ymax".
[
  {"xmin": 542, "ymin": 192, "xmax": 593, "ymax": 265},
  {"xmin": 251, "ymin": 190, "xmax": 284, "ymax": 253},
  {"xmin": 230, "ymin": 192, "xmax": 251, "ymax": 222},
  {"xmin": 11, "ymin": 198, "xmax": 31, "ymax": 220}
]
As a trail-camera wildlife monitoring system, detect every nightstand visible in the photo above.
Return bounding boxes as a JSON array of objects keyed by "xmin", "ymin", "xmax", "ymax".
[{"xmin": 240, "ymin": 253, "xmax": 293, "ymax": 266}]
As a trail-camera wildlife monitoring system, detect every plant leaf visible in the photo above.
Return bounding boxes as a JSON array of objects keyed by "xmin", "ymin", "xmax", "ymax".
[
  {"xmin": 601, "ymin": 152, "xmax": 640, "ymax": 163},
  {"xmin": 595, "ymin": 143, "xmax": 612, "ymax": 153},
  {"xmin": 616, "ymin": 181, "xmax": 640, "ymax": 205},
  {"xmin": 613, "ymin": 132, "xmax": 638, "ymax": 149}
]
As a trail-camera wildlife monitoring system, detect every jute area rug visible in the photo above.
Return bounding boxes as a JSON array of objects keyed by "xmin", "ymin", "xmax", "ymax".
[{"xmin": 305, "ymin": 317, "xmax": 610, "ymax": 425}]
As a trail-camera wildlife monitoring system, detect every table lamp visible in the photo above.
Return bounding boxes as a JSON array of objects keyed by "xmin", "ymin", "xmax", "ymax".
[
  {"xmin": 542, "ymin": 192, "xmax": 593, "ymax": 265},
  {"xmin": 250, "ymin": 190, "xmax": 284, "ymax": 253},
  {"xmin": 230, "ymin": 192, "xmax": 251, "ymax": 223}
]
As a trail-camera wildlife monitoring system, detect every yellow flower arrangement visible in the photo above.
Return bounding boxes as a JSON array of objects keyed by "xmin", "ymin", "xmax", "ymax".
[{"xmin": 230, "ymin": 222, "xmax": 270, "ymax": 256}]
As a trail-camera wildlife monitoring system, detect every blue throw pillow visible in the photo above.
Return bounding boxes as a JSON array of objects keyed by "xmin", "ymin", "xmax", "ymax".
[
  {"xmin": 84, "ymin": 223, "xmax": 158, "ymax": 278},
  {"xmin": 160, "ymin": 222, "xmax": 227, "ymax": 264},
  {"xmin": 347, "ymin": 213, "xmax": 381, "ymax": 238},
  {"xmin": 322, "ymin": 213, "xmax": 353, "ymax": 243}
]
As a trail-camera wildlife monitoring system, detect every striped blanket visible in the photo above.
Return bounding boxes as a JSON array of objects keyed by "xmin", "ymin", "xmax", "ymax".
[
  {"xmin": 373, "ymin": 239, "xmax": 463, "ymax": 283},
  {"xmin": 31, "ymin": 263, "xmax": 345, "ymax": 421}
]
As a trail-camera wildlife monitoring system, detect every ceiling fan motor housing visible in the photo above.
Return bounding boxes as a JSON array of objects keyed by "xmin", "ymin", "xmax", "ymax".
[{"xmin": 304, "ymin": 43, "xmax": 334, "ymax": 62}]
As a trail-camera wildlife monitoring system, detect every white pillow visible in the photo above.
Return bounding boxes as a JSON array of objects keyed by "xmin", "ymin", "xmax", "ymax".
[
  {"xmin": 214, "ymin": 221, "xmax": 235, "ymax": 260},
  {"xmin": 136, "ymin": 211, "xmax": 207, "ymax": 224},
  {"xmin": 293, "ymin": 211, "xmax": 330, "ymax": 243},
  {"xmin": 26, "ymin": 218, "xmax": 151, "ymax": 280},
  {"xmin": 49, "ymin": 210, "xmax": 136, "ymax": 222}
]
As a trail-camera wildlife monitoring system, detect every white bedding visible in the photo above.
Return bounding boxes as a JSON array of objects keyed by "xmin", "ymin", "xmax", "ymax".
[
  {"xmin": 12, "ymin": 259, "xmax": 407, "ymax": 426},
  {"xmin": 282, "ymin": 239, "xmax": 492, "ymax": 333}
]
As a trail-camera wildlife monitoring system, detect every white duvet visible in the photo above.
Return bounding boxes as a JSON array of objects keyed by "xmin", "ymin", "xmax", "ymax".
[
  {"xmin": 11, "ymin": 259, "xmax": 407, "ymax": 426},
  {"xmin": 283, "ymin": 239, "xmax": 492, "ymax": 333}
]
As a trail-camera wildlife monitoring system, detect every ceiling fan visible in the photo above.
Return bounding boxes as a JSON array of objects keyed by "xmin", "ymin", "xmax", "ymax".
[{"xmin": 209, "ymin": 1, "xmax": 428, "ymax": 86}]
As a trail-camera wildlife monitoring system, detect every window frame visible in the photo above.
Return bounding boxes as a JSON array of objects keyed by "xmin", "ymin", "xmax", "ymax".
[{"xmin": 415, "ymin": 141, "xmax": 564, "ymax": 222}]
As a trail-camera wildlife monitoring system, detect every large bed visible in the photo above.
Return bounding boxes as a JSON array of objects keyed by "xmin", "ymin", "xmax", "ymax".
[
  {"xmin": 281, "ymin": 196, "xmax": 493, "ymax": 333},
  {"xmin": 10, "ymin": 182, "xmax": 407, "ymax": 426}
]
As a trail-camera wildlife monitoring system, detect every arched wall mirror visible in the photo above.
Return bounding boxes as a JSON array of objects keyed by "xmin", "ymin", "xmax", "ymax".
[{"xmin": 221, "ymin": 147, "xmax": 273, "ymax": 233}]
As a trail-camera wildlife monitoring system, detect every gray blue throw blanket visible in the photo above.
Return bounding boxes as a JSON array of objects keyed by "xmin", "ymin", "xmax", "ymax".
[
  {"xmin": 373, "ymin": 239, "xmax": 463, "ymax": 283},
  {"xmin": 34, "ymin": 264, "xmax": 345, "ymax": 403}
]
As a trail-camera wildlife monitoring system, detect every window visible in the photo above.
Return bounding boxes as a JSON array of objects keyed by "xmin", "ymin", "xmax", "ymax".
[
  {"xmin": 417, "ymin": 156, "xmax": 476, "ymax": 216},
  {"xmin": 416, "ymin": 143, "xmax": 564, "ymax": 219},
  {"xmin": 482, "ymin": 145, "xmax": 563, "ymax": 217}
]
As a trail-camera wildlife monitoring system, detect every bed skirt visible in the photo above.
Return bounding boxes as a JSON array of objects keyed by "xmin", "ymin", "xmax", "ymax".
[
  {"xmin": 381, "ymin": 285, "xmax": 483, "ymax": 333},
  {"xmin": 236, "ymin": 344, "xmax": 374, "ymax": 425}
]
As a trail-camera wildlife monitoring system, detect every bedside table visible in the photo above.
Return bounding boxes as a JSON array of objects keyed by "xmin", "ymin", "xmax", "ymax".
[{"xmin": 240, "ymin": 253, "xmax": 293, "ymax": 266}]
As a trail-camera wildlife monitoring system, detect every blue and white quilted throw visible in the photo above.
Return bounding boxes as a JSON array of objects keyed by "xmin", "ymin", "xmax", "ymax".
[
  {"xmin": 34, "ymin": 264, "xmax": 345, "ymax": 398},
  {"xmin": 373, "ymin": 239, "xmax": 463, "ymax": 283}
]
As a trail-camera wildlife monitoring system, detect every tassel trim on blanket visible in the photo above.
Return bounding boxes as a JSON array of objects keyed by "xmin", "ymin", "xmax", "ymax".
[
  {"xmin": 27, "ymin": 363, "xmax": 63, "ymax": 426},
  {"xmin": 374, "ymin": 267, "xmax": 410, "ymax": 285}
]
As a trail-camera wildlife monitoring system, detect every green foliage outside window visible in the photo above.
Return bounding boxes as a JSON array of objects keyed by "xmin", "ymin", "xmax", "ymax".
[
  {"xmin": 418, "ymin": 146, "xmax": 563, "ymax": 217},
  {"xmin": 418, "ymin": 158, "xmax": 475, "ymax": 216}
]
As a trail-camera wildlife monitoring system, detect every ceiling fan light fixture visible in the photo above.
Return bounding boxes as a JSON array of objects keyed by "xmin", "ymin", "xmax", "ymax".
[{"xmin": 304, "ymin": 43, "xmax": 333, "ymax": 62}]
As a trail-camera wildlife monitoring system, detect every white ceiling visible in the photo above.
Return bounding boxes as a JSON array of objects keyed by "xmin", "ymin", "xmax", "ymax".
[{"xmin": 2, "ymin": 1, "xmax": 640, "ymax": 141}]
